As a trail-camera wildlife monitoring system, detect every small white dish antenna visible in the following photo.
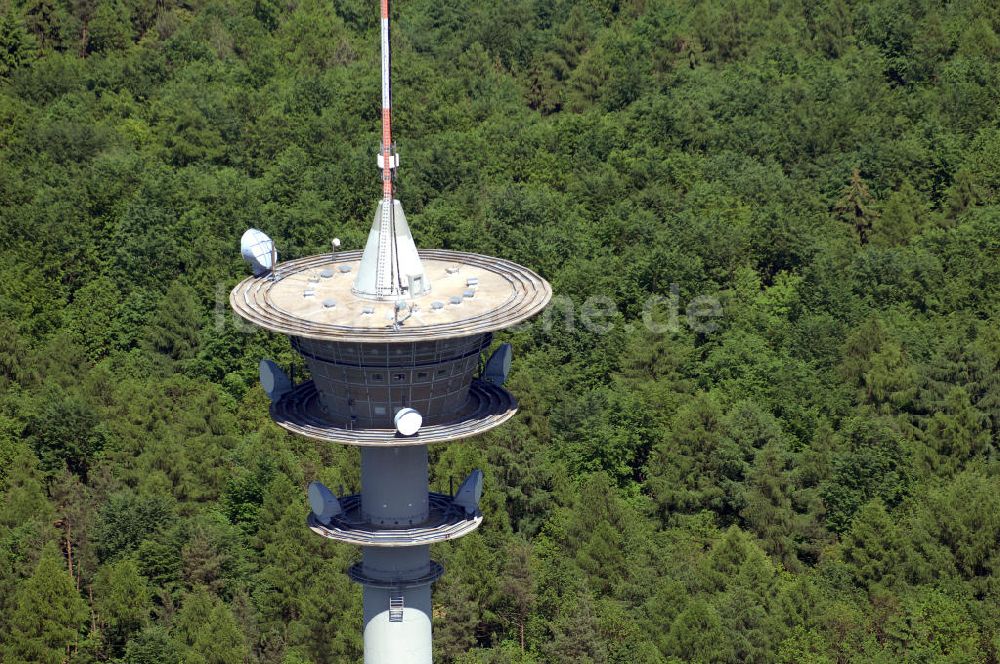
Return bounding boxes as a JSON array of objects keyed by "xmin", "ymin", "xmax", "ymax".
[
  {"xmin": 240, "ymin": 228, "xmax": 276, "ymax": 276},
  {"xmin": 394, "ymin": 408, "xmax": 422, "ymax": 436},
  {"xmin": 308, "ymin": 481, "xmax": 342, "ymax": 524},
  {"xmin": 453, "ymin": 469, "xmax": 484, "ymax": 515},
  {"xmin": 482, "ymin": 343, "xmax": 513, "ymax": 386},
  {"xmin": 258, "ymin": 359, "xmax": 292, "ymax": 402}
]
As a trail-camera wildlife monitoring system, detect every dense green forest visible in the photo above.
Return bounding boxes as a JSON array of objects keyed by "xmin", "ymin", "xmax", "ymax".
[{"xmin": 2, "ymin": 0, "xmax": 1000, "ymax": 661}]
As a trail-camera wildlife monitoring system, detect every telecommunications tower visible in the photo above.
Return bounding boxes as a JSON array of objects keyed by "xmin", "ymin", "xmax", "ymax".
[{"xmin": 230, "ymin": 0, "xmax": 551, "ymax": 661}]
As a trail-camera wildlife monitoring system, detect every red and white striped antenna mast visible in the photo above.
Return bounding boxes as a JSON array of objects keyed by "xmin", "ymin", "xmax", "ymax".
[
  {"xmin": 380, "ymin": 0, "xmax": 396, "ymax": 201},
  {"xmin": 375, "ymin": 0, "xmax": 398, "ymax": 296},
  {"xmin": 352, "ymin": 0, "xmax": 424, "ymax": 300},
  {"xmin": 353, "ymin": 0, "xmax": 429, "ymax": 301}
]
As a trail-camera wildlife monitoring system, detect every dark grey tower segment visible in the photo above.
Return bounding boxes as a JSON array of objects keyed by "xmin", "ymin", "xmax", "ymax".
[{"xmin": 291, "ymin": 334, "xmax": 491, "ymax": 428}]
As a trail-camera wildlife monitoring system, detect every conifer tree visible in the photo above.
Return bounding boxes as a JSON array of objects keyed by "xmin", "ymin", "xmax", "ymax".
[
  {"xmin": 664, "ymin": 598, "xmax": 732, "ymax": 662},
  {"xmin": 840, "ymin": 499, "xmax": 903, "ymax": 590},
  {"xmin": 93, "ymin": 558, "xmax": 151, "ymax": 656},
  {"xmin": 143, "ymin": 281, "xmax": 203, "ymax": 361},
  {"xmin": 2, "ymin": 541, "xmax": 87, "ymax": 664},
  {"xmin": 0, "ymin": 10, "xmax": 36, "ymax": 77},
  {"xmin": 741, "ymin": 440, "xmax": 798, "ymax": 571},
  {"xmin": 173, "ymin": 588, "xmax": 250, "ymax": 664},
  {"xmin": 834, "ymin": 168, "xmax": 878, "ymax": 245}
]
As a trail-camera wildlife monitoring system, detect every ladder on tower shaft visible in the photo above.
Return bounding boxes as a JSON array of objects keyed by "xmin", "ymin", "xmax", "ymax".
[{"xmin": 388, "ymin": 595, "xmax": 404, "ymax": 622}]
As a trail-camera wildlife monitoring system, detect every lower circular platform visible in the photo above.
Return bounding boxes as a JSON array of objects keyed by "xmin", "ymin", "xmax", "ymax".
[
  {"xmin": 271, "ymin": 379, "xmax": 517, "ymax": 446},
  {"xmin": 346, "ymin": 560, "xmax": 445, "ymax": 589},
  {"xmin": 307, "ymin": 493, "xmax": 483, "ymax": 547}
]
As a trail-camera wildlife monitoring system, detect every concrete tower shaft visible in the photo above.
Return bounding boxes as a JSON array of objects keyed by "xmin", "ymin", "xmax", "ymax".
[
  {"xmin": 360, "ymin": 445, "xmax": 434, "ymax": 663},
  {"xmin": 364, "ymin": 581, "xmax": 432, "ymax": 662}
]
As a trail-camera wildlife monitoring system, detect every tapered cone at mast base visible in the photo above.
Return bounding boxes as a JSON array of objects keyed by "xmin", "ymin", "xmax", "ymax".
[{"xmin": 353, "ymin": 199, "xmax": 430, "ymax": 300}]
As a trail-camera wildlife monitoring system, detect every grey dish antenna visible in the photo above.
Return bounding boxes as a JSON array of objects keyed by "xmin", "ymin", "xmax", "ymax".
[
  {"xmin": 308, "ymin": 481, "xmax": 342, "ymax": 524},
  {"xmin": 241, "ymin": 228, "xmax": 276, "ymax": 276},
  {"xmin": 453, "ymin": 469, "xmax": 484, "ymax": 515},
  {"xmin": 259, "ymin": 359, "xmax": 292, "ymax": 402},
  {"xmin": 482, "ymin": 343, "xmax": 513, "ymax": 386}
]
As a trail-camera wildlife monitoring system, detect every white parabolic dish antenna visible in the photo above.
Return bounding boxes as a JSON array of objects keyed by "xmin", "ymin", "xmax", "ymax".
[
  {"xmin": 258, "ymin": 359, "xmax": 292, "ymax": 402},
  {"xmin": 394, "ymin": 408, "xmax": 423, "ymax": 436},
  {"xmin": 482, "ymin": 343, "xmax": 513, "ymax": 386},
  {"xmin": 241, "ymin": 228, "xmax": 276, "ymax": 276},
  {"xmin": 308, "ymin": 481, "xmax": 342, "ymax": 523}
]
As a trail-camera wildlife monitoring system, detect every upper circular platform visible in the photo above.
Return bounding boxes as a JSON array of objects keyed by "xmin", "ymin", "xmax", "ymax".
[{"xmin": 230, "ymin": 249, "xmax": 552, "ymax": 342}]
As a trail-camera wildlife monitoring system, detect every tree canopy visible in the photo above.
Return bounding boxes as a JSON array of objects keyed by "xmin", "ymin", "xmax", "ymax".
[{"xmin": 2, "ymin": 0, "xmax": 1000, "ymax": 661}]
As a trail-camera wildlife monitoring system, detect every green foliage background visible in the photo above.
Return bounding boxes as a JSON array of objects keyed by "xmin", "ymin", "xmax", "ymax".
[{"xmin": 2, "ymin": 0, "xmax": 1000, "ymax": 661}]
